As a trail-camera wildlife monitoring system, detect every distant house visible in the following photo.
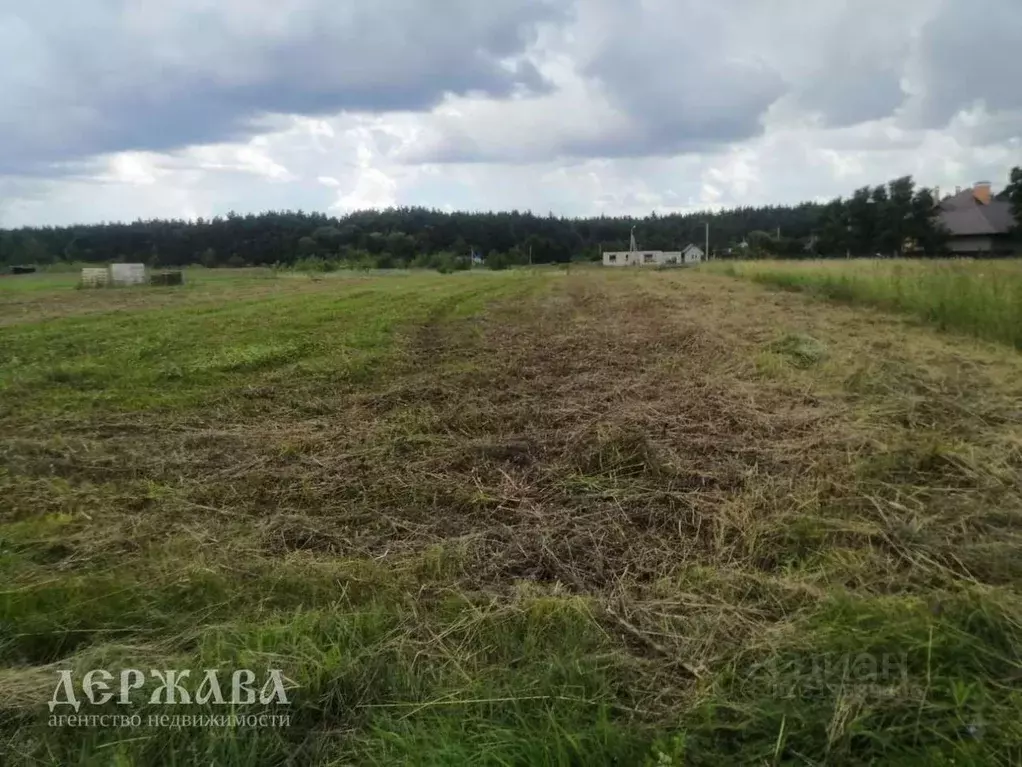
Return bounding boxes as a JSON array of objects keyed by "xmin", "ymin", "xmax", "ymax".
[
  {"xmin": 681, "ymin": 244, "xmax": 704, "ymax": 264},
  {"xmin": 938, "ymin": 181, "xmax": 1018, "ymax": 255},
  {"xmin": 602, "ymin": 230, "xmax": 701, "ymax": 267}
]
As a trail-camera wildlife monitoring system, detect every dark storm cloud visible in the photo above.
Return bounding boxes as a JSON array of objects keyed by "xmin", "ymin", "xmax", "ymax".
[
  {"xmin": 909, "ymin": 0, "xmax": 1022, "ymax": 127},
  {"xmin": 2, "ymin": 0, "xmax": 1019, "ymax": 177},
  {"xmin": 575, "ymin": 0, "xmax": 785, "ymax": 155},
  {"xmin": 412, "ymin": 0, "xmax": 1022, "ymax": 165},
  {"xmin": 795, "ymin": 66, "xmax": 906, "ymax": 129},
  {"xmin": 408, "ymin": 0, "xmax": 788, "ymax": 164},
  {"xmin": 577, "ymin": 53, "xmax": 785, "ymax": 158},
  {"xmin": 0, "ymin": 0, "xmax": 568, "ymax": 173}
]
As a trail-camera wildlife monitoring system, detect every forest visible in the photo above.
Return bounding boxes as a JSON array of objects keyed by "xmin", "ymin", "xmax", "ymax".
[{"xmin": 2, "ymin": 170, "xmax": 1020, "ymax": 269}]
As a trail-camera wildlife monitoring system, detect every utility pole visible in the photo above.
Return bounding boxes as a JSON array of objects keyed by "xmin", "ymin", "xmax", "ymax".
[{"xmin": 705, "ymin": 221, "xmax": 710, "ymax": 261}]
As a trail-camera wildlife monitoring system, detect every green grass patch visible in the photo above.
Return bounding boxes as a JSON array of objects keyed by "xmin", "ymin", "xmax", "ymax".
[
  {"xmin": 0, "ymin": 273, "xmax": 523, "ymax": 417},
  {"xmin": 709, "ymin": 259, "xmax": 1022, "ymax": 348}
]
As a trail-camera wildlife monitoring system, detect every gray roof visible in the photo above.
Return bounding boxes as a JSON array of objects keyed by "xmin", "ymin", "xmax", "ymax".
[
  {"xmin": 980, "ymin": 200, "xmax": 1017, "ymax": 232},
  {"xmin": 938, "ymin": 190, "xmax": 1016, "ymax": 237},
  {"xmin": 939, "ymin": 188, "xmax": 980, "ymax": 211}
]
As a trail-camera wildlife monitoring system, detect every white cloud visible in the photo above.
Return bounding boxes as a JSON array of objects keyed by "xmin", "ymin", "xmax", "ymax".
[
  {"xmin": 234, "ymin": 147, "xmax": 292, "ymax": 181},
  {"xmin": 103, "ymin": 153, "xmax": 163, "ymax": 185},
  {"xmin": 332, "ymin": 168, "xmax": 399, "ymax": 212}
]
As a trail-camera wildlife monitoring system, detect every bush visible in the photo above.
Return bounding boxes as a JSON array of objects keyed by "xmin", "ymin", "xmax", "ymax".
[
  {"xmin": 410, "ymin": 253, "xmax": 441, "ymax": 270},
  {"xmin": 292, "ymin": 256, "xmax": 339, "ymax": 273},
  {"xmin": 487, "ymin": 251, "xmax": 509, "ymax": 271},
  {"xmin": 199, "ymin": 248, "xmax": 218, "ymax": 268},
  {"xmin": 434, "ymin": 252, "xmax": 470, "ymax": 273}
]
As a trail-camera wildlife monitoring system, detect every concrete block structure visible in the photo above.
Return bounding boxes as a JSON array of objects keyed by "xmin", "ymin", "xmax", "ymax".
[
  {"xmin": 109, "ymin": 263, "xmax": 147, "ymax": 286},
  {"xmin": 603, "ymin": 230, "xmax": 704, "ymax": 267},
  {"xmin": 80, "ymin": 267, "xmax": 110, "ymax": 287},
  {"xmin": 80, "ymin": 263, "xmax": 148, "ymax": 287}
]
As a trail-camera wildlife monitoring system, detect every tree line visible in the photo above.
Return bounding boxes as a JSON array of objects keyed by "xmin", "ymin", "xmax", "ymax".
[{"xmin": 2, "ymin": 170, "xmax": 1019, "ymax": 269}]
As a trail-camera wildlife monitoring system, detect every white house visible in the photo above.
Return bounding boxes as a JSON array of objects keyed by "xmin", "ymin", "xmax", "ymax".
[
  {"xmin": 603, "ymin": 230, "xmax": 703, "ymax": 267},
  {"xmin": 681, "ymin": 244, "xmax": 704, "ymax": 264}
]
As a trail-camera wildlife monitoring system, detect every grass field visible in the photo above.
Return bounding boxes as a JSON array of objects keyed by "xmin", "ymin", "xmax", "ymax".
[
  {"xmin": 708, "ymin": 259, "xmax": 1022, "ymax": 349},
  {"xmin": 2, "ymin": 266, "xmax": 1022, "ymax": 765}
]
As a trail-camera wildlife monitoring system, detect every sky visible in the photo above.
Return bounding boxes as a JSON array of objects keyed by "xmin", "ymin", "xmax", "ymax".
[{"xmin": 0, "ymin": 0, "xmax": 1019, "ymax": 227}]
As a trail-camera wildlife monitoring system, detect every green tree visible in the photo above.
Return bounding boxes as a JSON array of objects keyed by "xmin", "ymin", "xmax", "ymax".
[
  {"xmin": 909, "ymin": 187, "xmax": 947, "ymax": 256},
  {"xmin": 1007, "ymin": 167, "xmax": 1022, "ymax": 232},
  {"xmin": 0, "ymin": 169, "xmax": 1014, "ymax": 267},
  {"xmin": 0, "ymin": 232, "xmax": 16, "ymax": 266},
  {"xmin": 311, "ymin": 226, "xmax": 342, "ymax": 248},
  {"xmin": 886, "ymin": 176, "xmax": 915, "ymax": 255},
  {"xmin": 20, "ymin": 235, "xmax": 53, "ymax": 265},
  {"xmin": 847, "ymin": 187, "xmax": 876, "ymax": 256},
  {"xmin": 486, "ymin": 250, "xmax": 508, "ymax": 270},
  {"xmin": 818, "ymin": 198, "xmax": 850, "ymax": 256},
  {"xmin": 746, "ymin": 230, "xmax": 776, "ymax": 257}
]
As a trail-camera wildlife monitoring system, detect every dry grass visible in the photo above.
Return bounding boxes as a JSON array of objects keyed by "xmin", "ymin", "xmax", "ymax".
[
  {"xmin": 708, "ymin": 258, "xmax": 1022, "ymax": 348},
  {"xmin": 2, "ymin": 267, "xmax": 1022, "ymax": 764}
]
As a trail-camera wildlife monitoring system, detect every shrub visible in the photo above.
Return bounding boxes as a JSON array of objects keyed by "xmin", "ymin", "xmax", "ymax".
[{"xmin": 292, "ymin": 256, "xmax": 338, "ymax": 273}]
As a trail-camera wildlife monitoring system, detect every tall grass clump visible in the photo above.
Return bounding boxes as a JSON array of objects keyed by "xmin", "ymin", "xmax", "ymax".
[{"xmin": 710, "ymin": 259, "xmax": 1022, "ymax": 348}]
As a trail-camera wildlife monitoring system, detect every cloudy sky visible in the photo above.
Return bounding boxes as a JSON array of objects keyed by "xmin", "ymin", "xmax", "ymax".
[{"xmin": 1, "ymin": 0, "xmax": 1019, "ymax": 227}]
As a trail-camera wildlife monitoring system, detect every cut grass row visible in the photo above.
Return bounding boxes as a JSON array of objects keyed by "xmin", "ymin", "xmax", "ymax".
[
  {"xmin": 3, "ymin": 268, "xmax": 1022, "ymax": 764},
  {"xmin": 707, "ymin": 259, "xmax": 1022, "ymax": 348}
]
